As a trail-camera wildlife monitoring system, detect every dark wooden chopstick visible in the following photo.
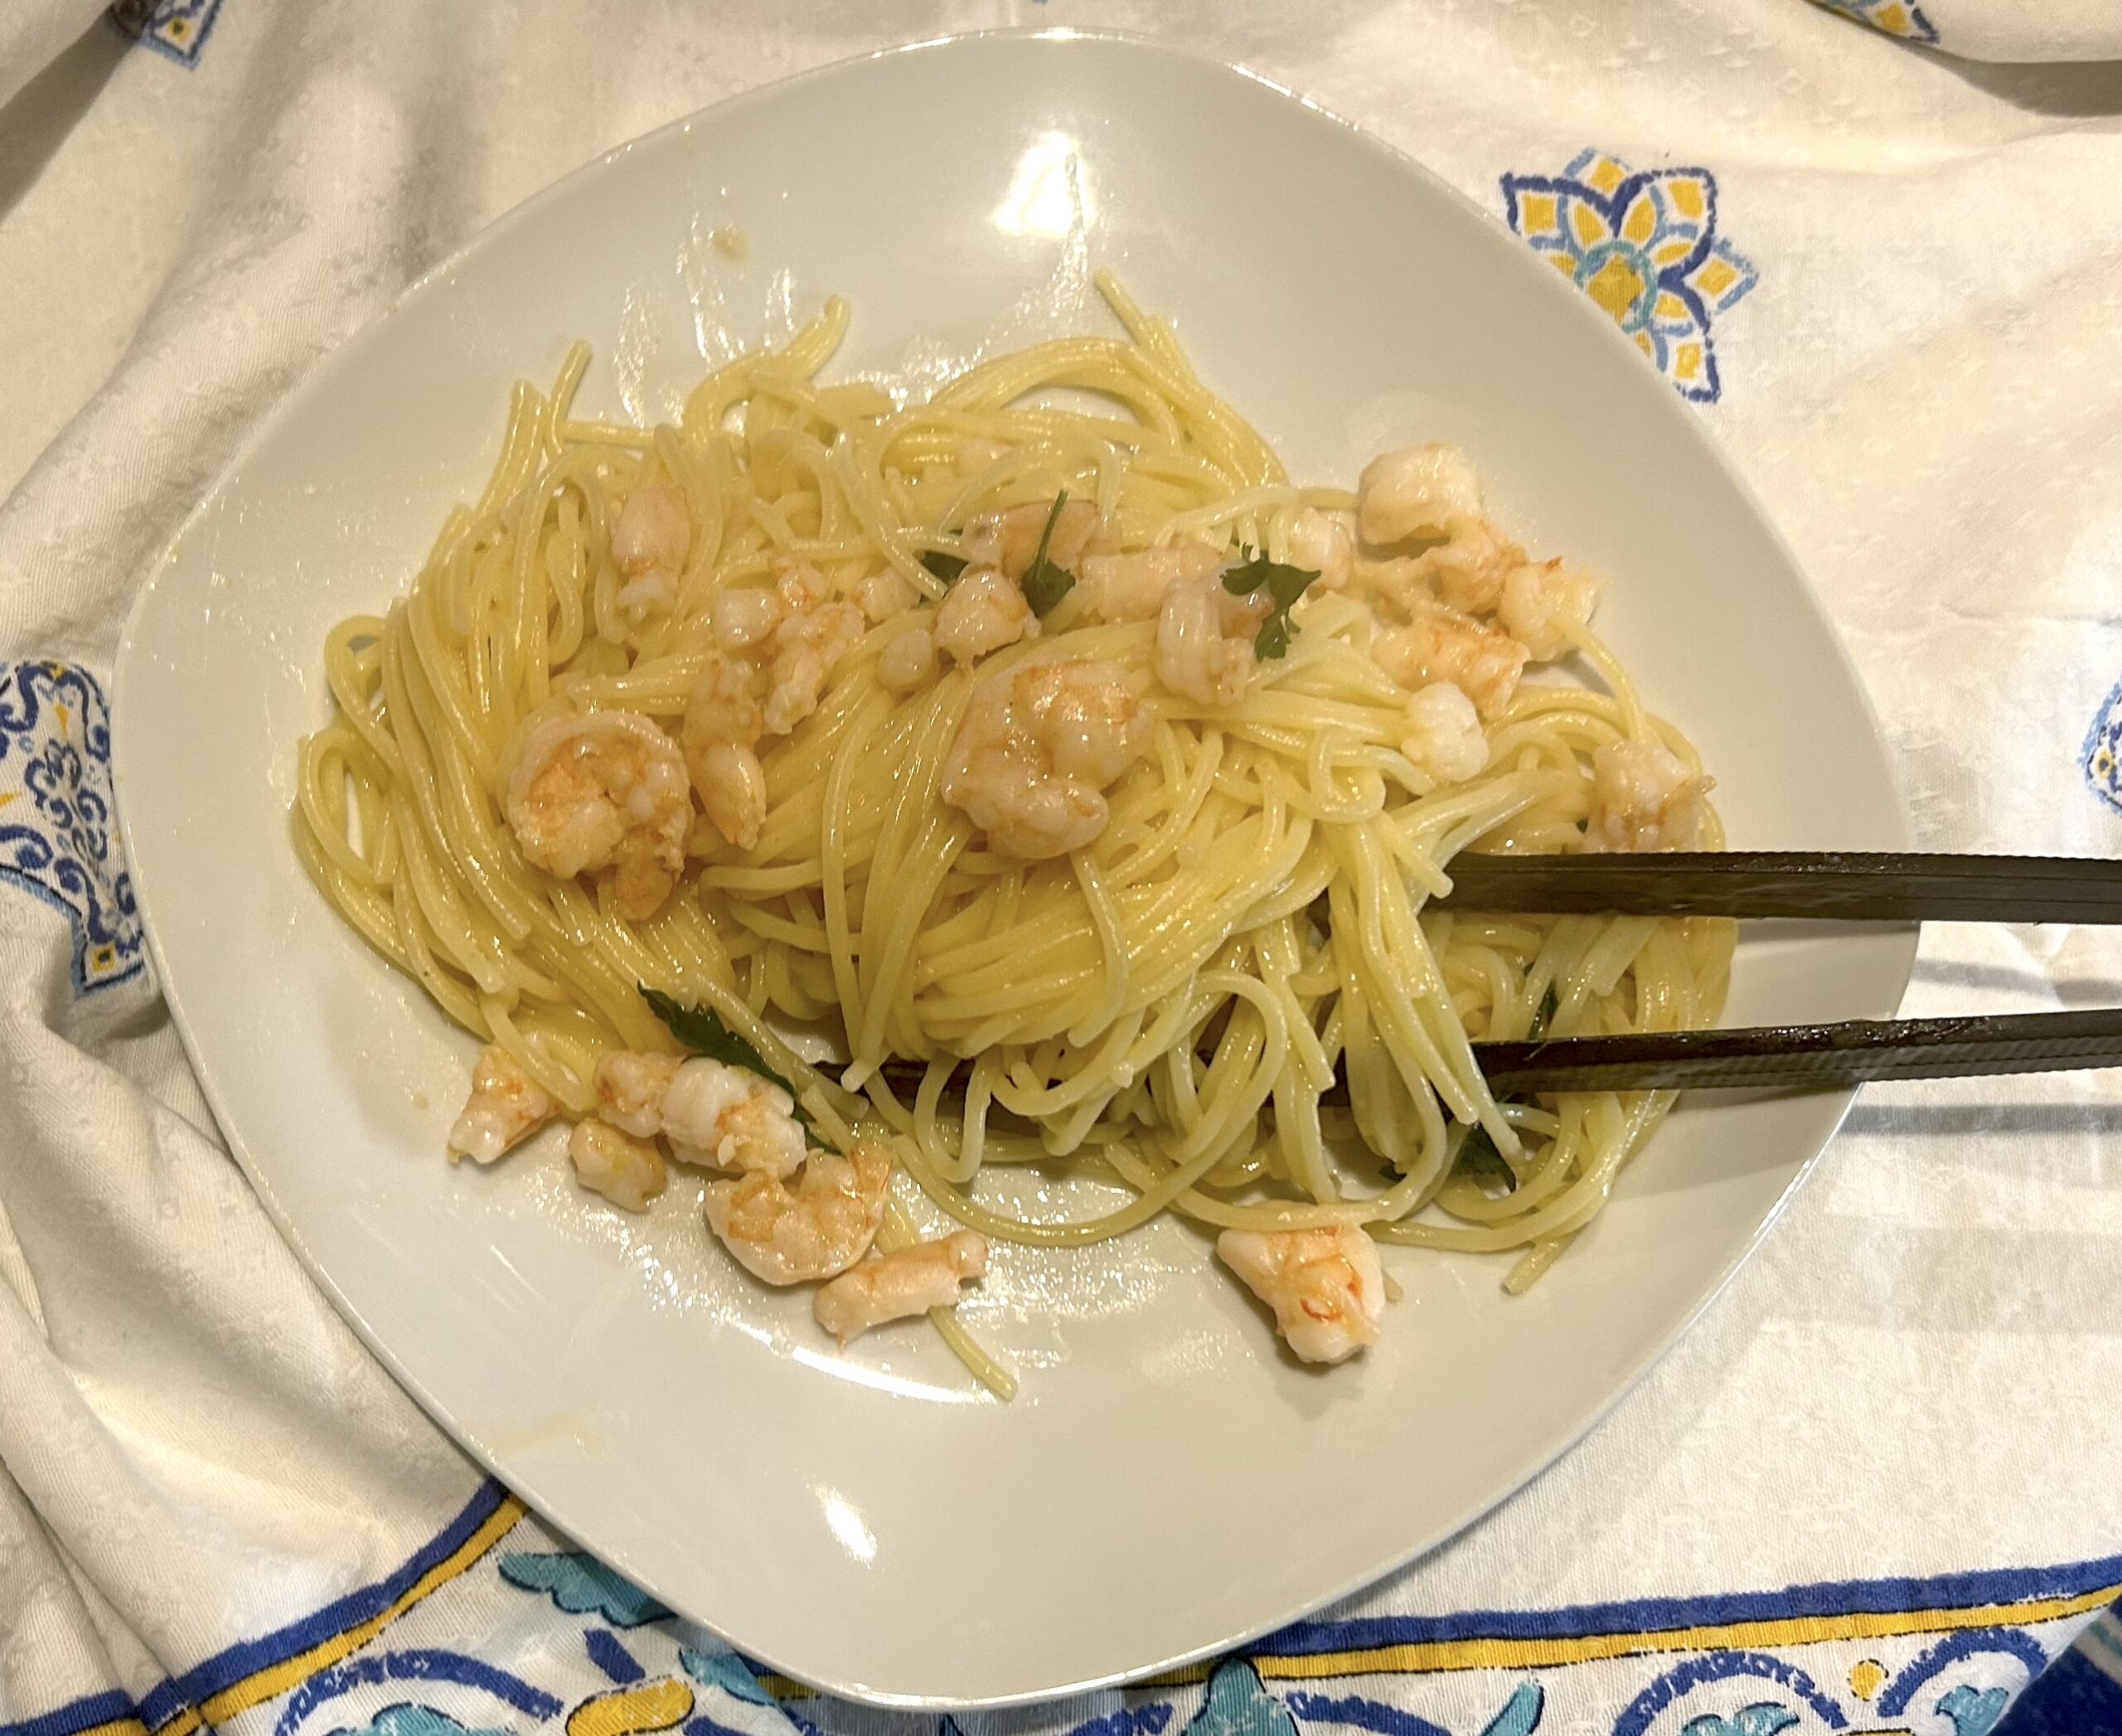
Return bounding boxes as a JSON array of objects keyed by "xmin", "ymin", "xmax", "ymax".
[
  {"xmin": 1473, "ymin": 1009, "xmax": 2122, "ymax": 1093},
  {"xmin": 858, "ymin": 854, "xmax": 2122, "ymax": 1103},
  {"xmin": 873, "ymin": 1007, "xmax": 2122, "ymax": 1102},
  {"xmin": 1432, "ymin": 851, "xmax": 2122, "ymax": 924}
]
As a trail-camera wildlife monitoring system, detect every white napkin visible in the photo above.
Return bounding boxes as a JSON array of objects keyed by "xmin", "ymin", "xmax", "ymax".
[{"xmin": 4, "ymin": 5, "xmax": 2120, "ymax": 1735}]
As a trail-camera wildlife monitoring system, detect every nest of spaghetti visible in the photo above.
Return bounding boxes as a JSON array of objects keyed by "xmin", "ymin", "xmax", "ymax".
[{"xmin": 295, "ymin": 276, "xmax": 1730, "ymax": 1391}]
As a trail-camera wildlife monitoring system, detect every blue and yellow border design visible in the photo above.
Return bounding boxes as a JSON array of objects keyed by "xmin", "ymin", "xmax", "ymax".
[
  {"xmin": 7, "ymin": 1481, "xmax": 2115, "ymax": 1736},
  {"xmin": 9, "ymin": 1483, "xmax": 526, "ymax": 1736}
]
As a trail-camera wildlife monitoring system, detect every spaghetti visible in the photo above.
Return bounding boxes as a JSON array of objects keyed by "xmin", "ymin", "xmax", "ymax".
[{"xmin": 293, "ymin": 275, "xmax": 1731, "ymax": 1389}]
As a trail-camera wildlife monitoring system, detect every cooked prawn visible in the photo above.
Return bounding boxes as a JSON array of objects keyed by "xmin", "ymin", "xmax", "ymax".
[
  {"xmin": 942, "ymin": 656, "xmax": 1148, "ymax": 859},
  {"xmin": 812, "ymin": 1230, "xmax": 989, "ymax": 1344},
  {"xmin": 1587, "ymin": 739, "xmax": 1711, "ymax": 851},
  {"xmin": 1415, "ymin": 518, "xmax": 1528, "ymax": 617},
  {"xmin": 661, "ymin": 1058, "xmax": 808, "ymax": 1177},
  {"xmin": 856, "ymin": 568, "xmax": 920, "ymax": 623},
  {"xmin": 591, "ymin": 1050, "xmax": 808, "ymax": 1177},
  {"xmin": 568, "ymin": 1118, "xmax": 668, "ymax": 1213},
  {"xmin": 703, "ymin": 1139, "xmax": 893, "ymax": 1285},
  {"xmin": 1401, "ymin": 681, "xmax": 1489, "ymax": 786},
  {"xmin": 933, "ymin": 566, "xmax": 1035, "ymax": 667},
  {"xmin": 1357, "ymin": 442, "xmax": 1485, "ymax": 547},
  {"xmin": 876, "ymin": 623, "xmax": 938, "ymax": 693},
  {"xmin": 963, "ymin": 497, "xmax": 1103, "ymax": 580},
  {"xmin": 1372, "ymin": 602, "xmax": 1529, "ymax": 719},
  {"xmin": 1155, "ymin": 572, "xmax": 1268, "ymax": 707},
  {"xmin": 593, "ymin": 1050, "xmax": 683, "ymax": 1139},
  {"xmin": 1286, "ymin": 507, "xmax": 1354, "ymax": 592},
  {"xmin": 682, "ymin": 556, "xmax": 863, "ymax": 848},
  {"xmin": 1498, "ymin": 559, "xmax": 1606, "ymax": 662},
  {"xmin": 1078, "ymin": 542, "xmax": 1223, "ymax": 624},
  {"xmin": 447, "ymin": 1043, "xmax": 558, "ymax": 1164},
  {"xmin": 1216, "ymin": 1224, "xmax": 1385, "ymax": 1365},
  {"xmin": 502, "ymin": 710, "xmax": 692, "ymax": 919},
  {"xmin": 612, "ymin": 481, "xmax": 692, "ymax": 581}
]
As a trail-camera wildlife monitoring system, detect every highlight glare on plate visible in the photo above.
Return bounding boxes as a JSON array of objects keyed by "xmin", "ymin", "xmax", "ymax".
[{"xmin": 996, "ymin": 132, "xmax": 1094, "ymax": 238}]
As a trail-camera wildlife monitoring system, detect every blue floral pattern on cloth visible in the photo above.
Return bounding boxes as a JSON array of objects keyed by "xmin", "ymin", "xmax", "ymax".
[
  {"xmin": 0, "ymin": 1484, "xmax": 2111, "ymax": 1736},
  {"xmin": 2080, "ymin": 676, "xmax": 2122, "ymax": 814},
  {"xmin": 1808, "ymin": 0, "xmax": 1941, "ymax": 46},
  {"xmin": 108, "ymin": 0, "xmax": 227, "ymax": 66},
  {"xmin": 1500, "ymin": 149, "xmax": 1758, "ymax": 404},
  {"xmin": 0, "ymin": 661, "xmax": 145, "ymax": 994}
]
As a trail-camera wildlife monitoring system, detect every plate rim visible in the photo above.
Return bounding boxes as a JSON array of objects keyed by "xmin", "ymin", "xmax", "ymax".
[{"xmin": 111, "ymin": 26, "xmax": 1917, "ymax": 1710}]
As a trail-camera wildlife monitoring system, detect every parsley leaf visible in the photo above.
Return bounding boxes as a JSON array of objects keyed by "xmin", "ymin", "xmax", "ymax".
[
  {"xmin": 1453, "ymin": 1124, "xmax": 1520, "ymax": 1195},
  {"xmin": 920, "ymin": 550, "xmax": 968, "ymax": 584},
  {"xmin": 1222, "ymin": 548, "xmax": 1320, "ymax": 659},
  {"xmin": 1018, "ymin": 491, "xmax": 1076, "ymax": 618},
  {"xmin": 640, "ymin": 986, "xmax": 823, "ymax": 1143},
  {"xmin": 1529, "ymin": 983, "xmax": 1560, "ymax": 1040}
]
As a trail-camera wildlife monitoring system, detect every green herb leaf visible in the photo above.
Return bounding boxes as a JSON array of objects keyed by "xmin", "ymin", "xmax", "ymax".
[
  {"xmin": 640, "ymin": 986, "xmax": 822, "ymax": 1142},
  {"xmin": 1530, "ymin": 983, "xmax": 1560, "ymax": 1040},
  {"xmin": 920, "ymin": 550, "xmax": 968, "ymax": 584},
  {"xmin": 1019, "ymin": 491, "xmax": 1076, "ymax": 618},
  {"xmin": 1454, "ymin": 1124, "xmax": 1519, "ymax": 1195},
  {"xmin": 1222, "ymin": 547, "xmax": 1320, "ymax": 660}
]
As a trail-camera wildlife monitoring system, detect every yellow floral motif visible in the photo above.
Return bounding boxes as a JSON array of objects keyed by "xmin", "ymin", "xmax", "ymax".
[
  {"xmin": 1810, "ymin": 0, "xmax": 1941, "ymax": 45},
  {"xmin": 1501, "ymin": 149, "xmax": 1758, "ymax": 404}
]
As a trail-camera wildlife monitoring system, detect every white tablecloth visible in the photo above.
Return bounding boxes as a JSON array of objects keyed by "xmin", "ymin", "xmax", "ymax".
[{"xmin": 5, "ymin": 5, "xmax": 2121, "ymax": 1735}]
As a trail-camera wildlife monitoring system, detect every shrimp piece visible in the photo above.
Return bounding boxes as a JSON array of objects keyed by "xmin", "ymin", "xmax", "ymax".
[
  {"xmin": 1587, "ymin": 739, "xmax": 1712, "ymax": 852},
  {"xmin": 681, "ymin": 657, "xmax": 768, "ymax": 850},
  {"xmin": 569, "ymin": 1119, "xmax": 668, "ymax": 1214},
  {"xmin": 1499, "ymin": 559, "xmax": 1605, "ymax": 662},
  {"xmin": 503, "ymin": 710, "xmax": 692, "ymax": 919},
  {"xmin": 684, "ymin": 560, "xmax": 863, "ymax": 845},
  {"xmin": 1155, "ymin": 574, "xmax": 1269, "ymax": 708},
  {"xmin": 1417, "ymin": 519, "xmax": 1528, "ymax": 616},
  {"xmin": 933, "ymin": 567, "xmax": 1035, "ymax": 667},
  {"xmin": 1401, "ymin": 681, "xmax": 1489, "ymax": 785},
  {"xmin": 617, "ymin": 571, "xmax": 677, "ymax": 626},
  {"xmin": 1078, "ymin": 542, "xmax": 1224, "ymax": 624},
  {"xmin": 813, "ymin": 1231, "xmax": 989, "ymax": 1345},
  {"xmin": 613, "ymin": 482, "xmax": 692, "ymax": 581},
  {"xmin": 1357, "ymin": 441, "xmax": 1485, "ymax": 547},
  {"xmin": 710, "ymin": 586, "xmax": 784, "ymax": 652},
  {"xmin": 661, "ymin": 1058, "xmax": 808, "ymax": 1178},
  {"xmin": 593, "ymin": 1050, "xmax": 683, "ymax": 1139},
  {"xmin": 1372, "ymin": 602, "xmax": 1529, "ymax": 719},
  {"xmin": 963, "ymin": 497, "xmax": 1102, "ymax": 580},
  {"xmin": 764, "ymin": 595, "xmax": 865, "ymax": 734},
  {"xmin": 877, "ymin": 624, "xmax": 938, "ymax": 693},
  {"xmin": 448, "ymin": 1043, "xmax": 557, "ymax": 1163},
  {"xmin": 1287, "ymin": 507, "xmax": 1354, "ymax": 592},
  {"xmin": 856, "ymin": 568, "xmax": 920, "ymax": 623},
  {"xmin": 695, "ymin": 742, "xmax": 767, "ymax": 851},
  {"xmin": 704, "ymin": 1139, "xmax": 893, "ymax": 1285},
  {"xmin": 942, "ymin": 657, "xmax": 1148, "ymax": 859},
  {"xmin": 1216, "ymin": 1224, "xmax": 1385, "ymax": 1365}
]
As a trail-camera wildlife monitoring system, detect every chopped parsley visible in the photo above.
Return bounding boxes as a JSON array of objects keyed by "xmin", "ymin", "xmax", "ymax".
[
  {"xmin": 640, "ymin": 986, "xmax": 824, "ymax": 1142},
  {"xmin": 1530, "ymin": 982, "xmax": 1560, "ymax": 1040},
  {"xmin": 920, "ymin": 549, "xmax": 968, "ymax": 584},
  {"xmin": 1222, "ymin": 549, "xmax": 1321, "ymax": 659},
  {"xmin": 1019, "ymin": 491, "xmax": 1077, "ymax": 618},
  {"xmin": 1452, "ymin": 1124, "xmax": 1519, "ymax": 1195}
]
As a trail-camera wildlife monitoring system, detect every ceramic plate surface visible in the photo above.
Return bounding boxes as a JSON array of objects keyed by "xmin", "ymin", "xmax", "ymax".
[{"xmin": 114, "ymin": 32, "xmax": 1913, "ymax": 1709}]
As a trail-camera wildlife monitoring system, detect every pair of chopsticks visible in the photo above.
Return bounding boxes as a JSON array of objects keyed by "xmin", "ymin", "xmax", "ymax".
[
  {"xmin": 1433, "ymin": 851, "xmax": 2122, "ymax": 1093},
  {"xmin": 884, "ymin": 853, "xmax": 2122, "ymax": 1102}
]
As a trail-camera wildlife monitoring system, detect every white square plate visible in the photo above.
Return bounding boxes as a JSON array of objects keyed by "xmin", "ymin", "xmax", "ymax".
[{"xmin": 114, "ymin": 32, "xmax": 1913, "ymax": 1709}]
